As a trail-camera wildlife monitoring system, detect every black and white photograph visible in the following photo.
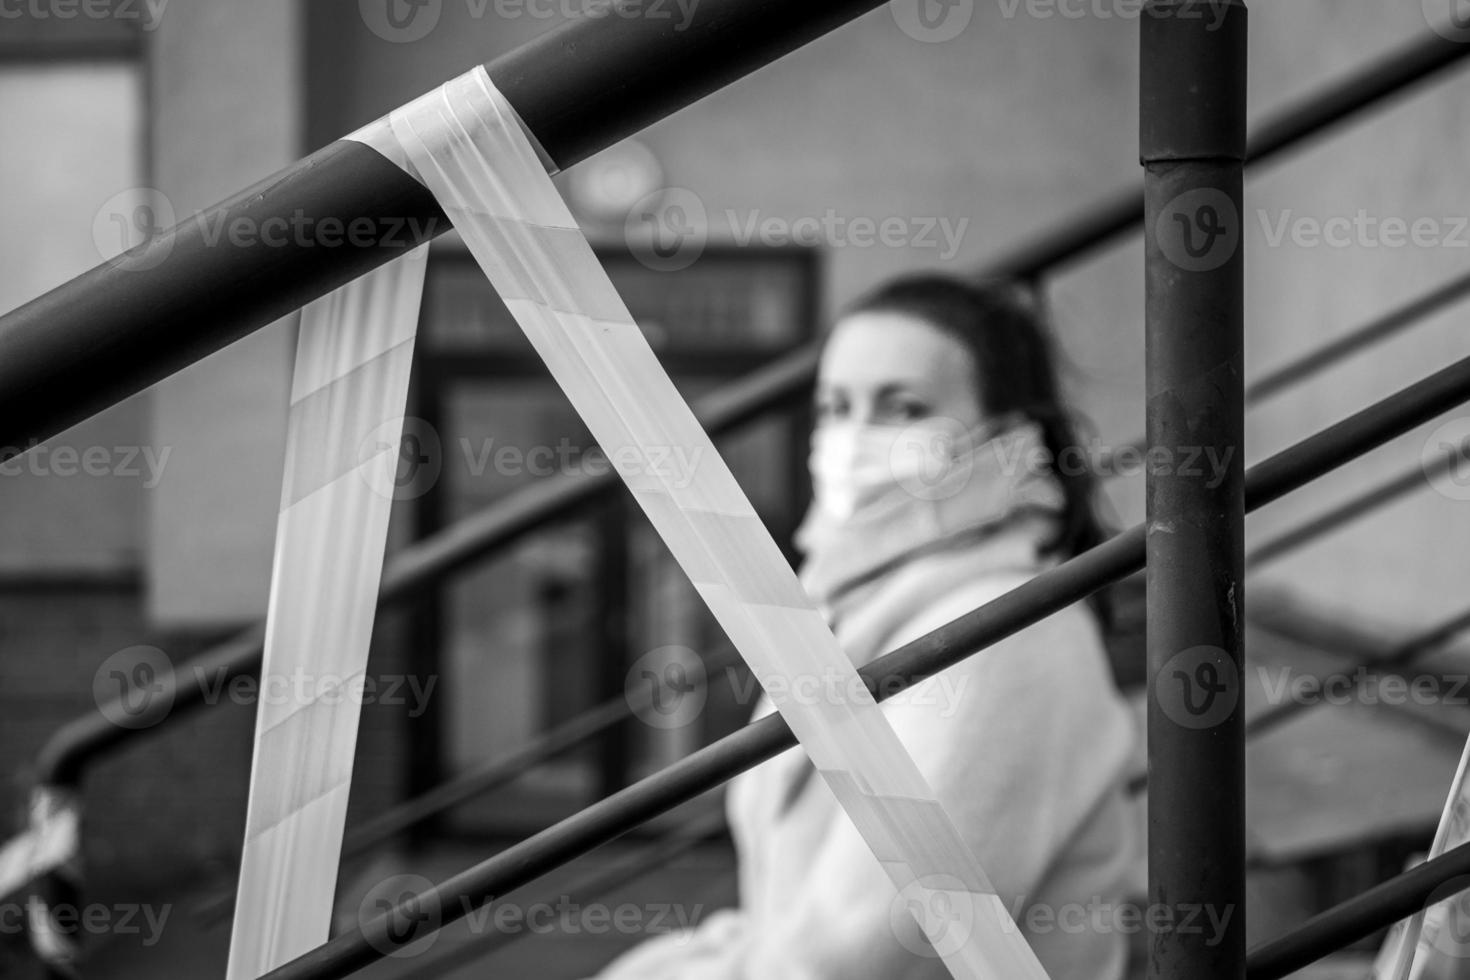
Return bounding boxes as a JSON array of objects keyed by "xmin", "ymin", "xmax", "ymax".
[{"xmin": 1, "ymin": 2, "xmax": 1468, "ymax": 978}]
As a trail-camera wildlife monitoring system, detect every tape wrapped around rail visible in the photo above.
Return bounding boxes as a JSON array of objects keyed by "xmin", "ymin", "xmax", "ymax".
[
  {"xmin": 1374, "ymin": 737, "xmax": 1470, "ymax": 979},
  {"xmin": 224, "ymin": 248, "xmax": 428, "ymax": 979},
  {"xmin": 0, "ymin": 787, "xmax": 78, "ymax": 903},
  {"xmin": 345, "ymin": 65, "xmax": 1049, "ymax": 979},
  {"xmin": 0, "ymin": 786, "xmax": 82, "ymax": 973}
]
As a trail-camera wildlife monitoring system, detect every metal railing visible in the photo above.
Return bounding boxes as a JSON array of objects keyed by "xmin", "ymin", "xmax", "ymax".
[
  {"xmin": 254, "ymin": 342, "xmax": 1470, "ymax": 979},
  {"xmin": 6, "ymin": 0, "xmax": 1470, "ymax": 976}
]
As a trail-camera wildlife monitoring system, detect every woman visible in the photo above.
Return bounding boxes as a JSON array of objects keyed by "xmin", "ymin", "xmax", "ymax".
[{"xmin": 593, "ymin": 274, "xmax": 1140, "ymax": 979}]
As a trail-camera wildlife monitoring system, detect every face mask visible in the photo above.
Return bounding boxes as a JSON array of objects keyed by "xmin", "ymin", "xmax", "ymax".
[{"xmin": 809, "ymin": 417, "xmax": 995, "ymax": 522}]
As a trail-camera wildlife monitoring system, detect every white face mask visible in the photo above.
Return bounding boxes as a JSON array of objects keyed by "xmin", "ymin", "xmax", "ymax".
[{"xmin": 808, "ymin": 417, "xmax": 988, "ymax": 522}]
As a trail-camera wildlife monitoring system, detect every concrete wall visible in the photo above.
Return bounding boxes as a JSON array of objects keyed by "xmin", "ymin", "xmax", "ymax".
[{"xmin": 144, "ymin": 2, "xmax": 299, "ymax": 626}]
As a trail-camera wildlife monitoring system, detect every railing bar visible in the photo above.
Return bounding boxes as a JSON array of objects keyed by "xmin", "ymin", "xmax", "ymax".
[
  {"xmin": 1101, "ymin": 276, "xmax": 1470, "ymax": 477},
  {"xmin": 986, "ymin": 31, "xmax": 1470, "ymax": 280},
  {"xmin": 33, "ymin": 364, "xmax": 809, "ymax": 787},
  {"xmin": 259, "ymin": 349, "xmax": 1470, "ymax": 979},
  {"xmin": 185, "ymin": 645, "xmax": 744, "ymax": 923},
  {"xmin": 35, "ymin": 55, "xmax": 1470, "ymax": 789},
  {"xmin": 1243, "ymin": 605, "xmax": 1470, "ymax": 740},
  {"xmin": 1247, "ymin": 435, "xmax": 1470, "ymax": 569},
  {"xmin": 1244, "ymin": 840, "xmax": 1470, "ymax": 980},
  {"xmin": 395, "ymin": 806, "xmax": 729, "ymax": 978},
  {"xmin": 1248, "ymin": 270, "xmax": 1470, "ymax": 402}
]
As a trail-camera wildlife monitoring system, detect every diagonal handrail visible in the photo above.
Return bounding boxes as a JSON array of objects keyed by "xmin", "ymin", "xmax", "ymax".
[
  {"xmin": 15, "ymin": 21, "xmax": 1470, "ymax": 976},
  {"xmin": 31, "ymin": 25, "xmax": 1470, "ymax": 795},
  {"xmin": 255, "ymin": 344, "xmax": 1470, "ymax": 978}
]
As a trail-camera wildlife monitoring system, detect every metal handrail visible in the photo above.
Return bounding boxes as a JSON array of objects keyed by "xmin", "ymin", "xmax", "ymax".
[
  {"xmin": 11, "ymin": 13, "xmax": 1469, "ymax": 975},
  {"xmin": 31, "ymin": 20, "xmax": 1470, "ymax": 802},
  {"xmin": 255, "ymin": 344, "xmax": 1470, "ymax": 978},
  {"xmin": 213, "ymin": 433, "xmax": 1470, "ymax": 915},
  {"xmin": 1099, "ymin": 272, "xmax": 1470, "ymax": 474},
  {"xmin": 1245, "ymin": 604, "xmax": 1470, "ymax": 741},
  {"xmin": 16, "ymin": 29, "xmax": 1470, "ymax": 974},
  {"xmin": 1245, "ymin": 840, "xmax": 1470, "ymax": 979},
  {"xmin": 396, "ymin": 804, "xmax": 731, "ymax": 978}
]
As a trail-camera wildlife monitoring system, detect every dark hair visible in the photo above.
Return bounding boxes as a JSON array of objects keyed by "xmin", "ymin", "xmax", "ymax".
[{"xmin": 841, "ymin": 273, "xmax": 1115, "ymax": 622}]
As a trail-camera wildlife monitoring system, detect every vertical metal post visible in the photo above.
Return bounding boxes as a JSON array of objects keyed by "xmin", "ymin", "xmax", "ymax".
[{"xmin": 1142, "ymin": 3, "xmax": 1247, "ymax": 979}]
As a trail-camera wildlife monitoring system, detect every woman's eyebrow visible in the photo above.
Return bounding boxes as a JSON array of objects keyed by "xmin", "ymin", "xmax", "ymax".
[{"xmin": 873, "ymin": 381, "xmax": 930, "ymax": 400}]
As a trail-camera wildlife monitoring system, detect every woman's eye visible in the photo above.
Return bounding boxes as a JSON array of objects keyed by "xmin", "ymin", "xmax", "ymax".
[
  {"xmin": 879, "ymin": 398, "xmax": 930, "ymax": 423},
  {"xmin": 815, "ymin": 397, "xmax": 847, "ymax": 421}
]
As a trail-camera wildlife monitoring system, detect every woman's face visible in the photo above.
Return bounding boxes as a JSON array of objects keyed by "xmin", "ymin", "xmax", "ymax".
[{"xmin": 815, "ymin": 310, "xmax": 984, "ymax": 429}]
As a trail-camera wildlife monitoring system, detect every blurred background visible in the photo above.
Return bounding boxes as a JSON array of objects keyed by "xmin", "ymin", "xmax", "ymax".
[{"xmin": 2, "ymin": 0, "xmax": 1469, "ymax": 977}]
